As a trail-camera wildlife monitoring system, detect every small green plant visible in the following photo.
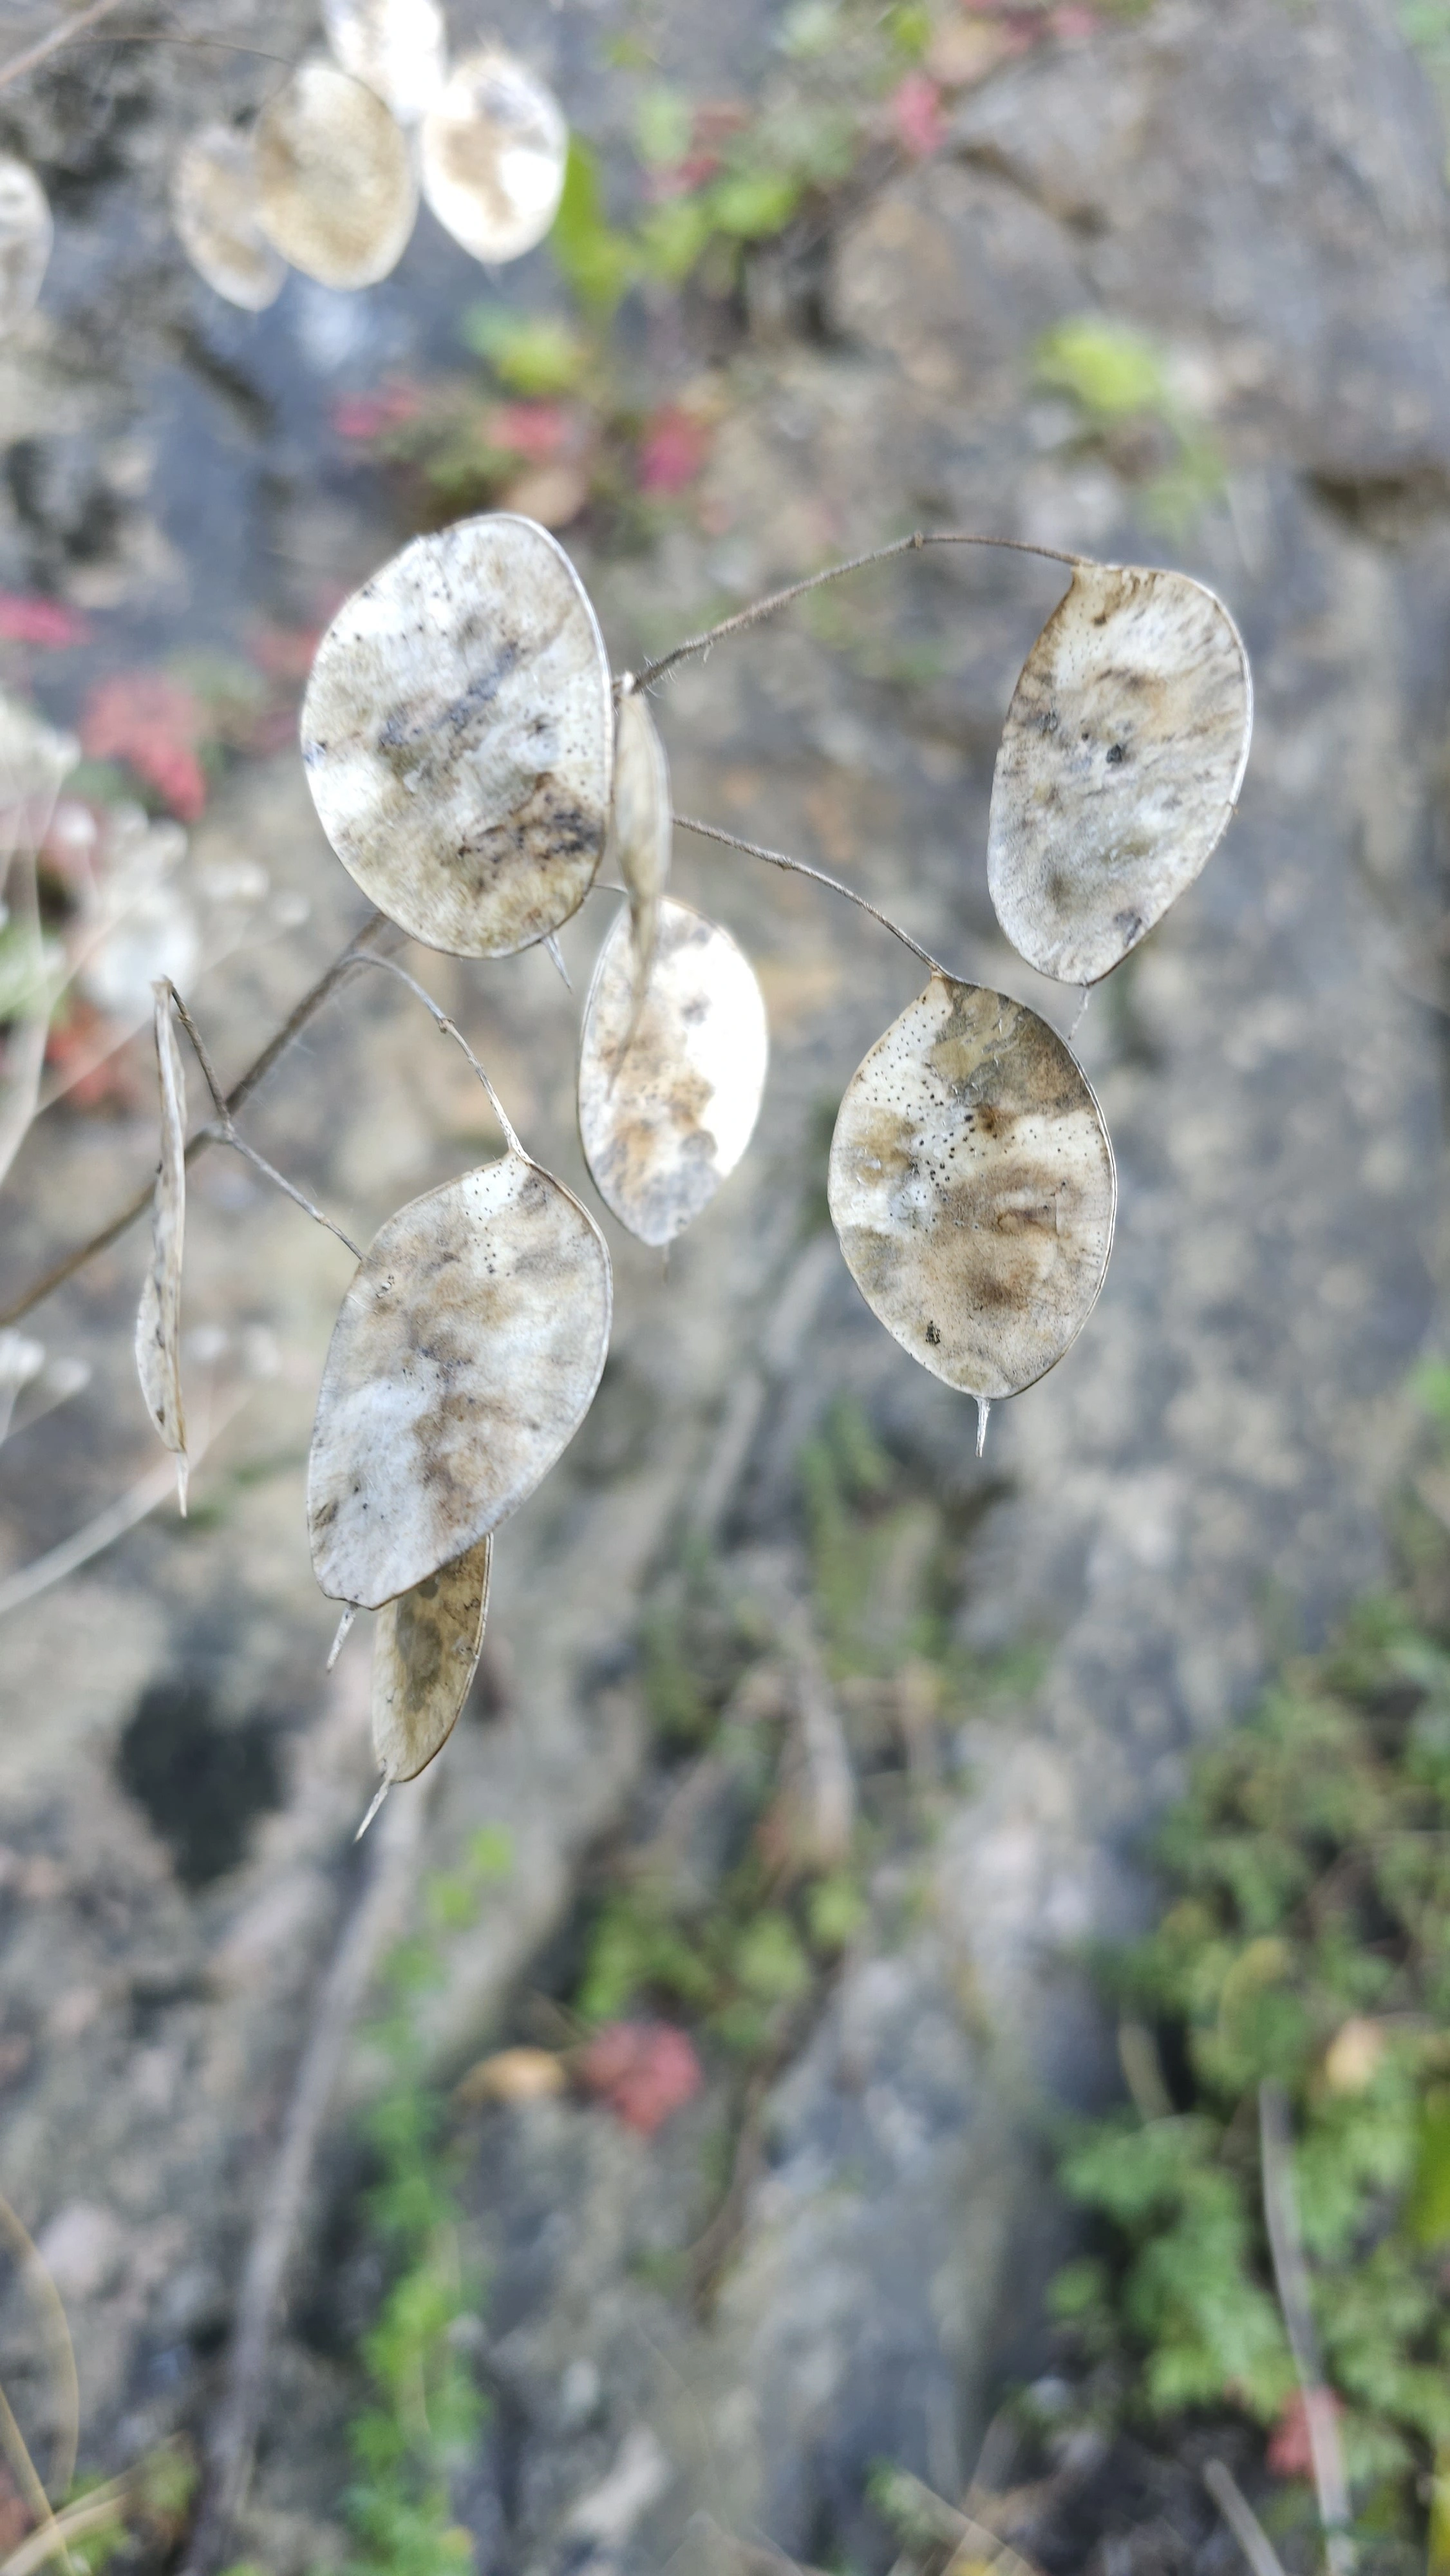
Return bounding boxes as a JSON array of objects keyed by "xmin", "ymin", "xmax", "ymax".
[
  {"xmin": 1035, "ymin": 316, "xmax": 1225, "ymax": 538},
  {"xmin": 1052, "ymin": 1503, "xmax": 1450, "ymax": 2555}
]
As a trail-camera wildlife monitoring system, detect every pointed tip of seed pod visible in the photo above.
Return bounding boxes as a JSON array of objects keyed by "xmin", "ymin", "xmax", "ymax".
[
  {"xmin": 355, "ymin": 1779, "xmax": 390, "ymax": 1842},
  {"xmin": 326, "ymin": 1601, "xmax": 358, "ymax": 1671},
  {"xmin": 975, "ymin": 1396, "xmax": 991, "ymax": 1460},
  {"xmin": 175, "ymin": 1452, "xmax": 189, "ymax": 1516},
  {"xmin": 544, "ymin": 932, "xmax": 572, "ymax": 992}
]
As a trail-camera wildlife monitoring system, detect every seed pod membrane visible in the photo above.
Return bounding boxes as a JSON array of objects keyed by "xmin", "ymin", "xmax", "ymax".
[
  {"xmin": 609, "ymin": 686, "xmax": 672, "ymax": 1037},
  {"xmin": 172, "ymin": 124, "xmax": 286, "ymax": 312},
  {"xmin": 308, "ymin": 1149, "xmax": 612, "ymax": 1607},
  {"xmin": 372, "ymin": 1532, "xmax": 491, "ymax": 1784},
  {"xmin": 255, "ymin": 59, "xmax": 417, "ymax": 290},
  {"xmin": 301, "ymin": 513, "xmax": 612, "ymax": 958},
  {"xmin": 987, "ymin": 564, "xmax": 1252, "ymax": 985},
  {"xmin": 323, "ymin": 0, "xmax": 447, "ymax": 124},
  {"xmin": 578, "ymin": 898, "xmax": 767, "ymax": 1248},
  {"xmin": 0, "ymin": 158, "xmax": 50, "ymax": 337},
  {"xmin": 420, "ymin": 50, "xmax": 567, "ymax": 265},
  {"xmin": 135, "ymin": 987, "xmax": 189, "ymax": 1510},
  {"xmin": 828, "ymin": 974, "xmax": 1115, "ymax": 1403}
]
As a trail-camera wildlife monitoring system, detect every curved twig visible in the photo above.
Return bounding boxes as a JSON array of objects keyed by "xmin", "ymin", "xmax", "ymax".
[
  {"xmin": 673, "ymin": 813, "xmax": 946, "ymax": 980},
  {"xmin": 166, "ymin": 987, "xmax": 362, "ymax": 1260},
  {"xmin": 349, "ymin": 951, "xmax": 525, "ymax": 1157},
  {"xmin": 0, "ymin": 0, "xmax": 130, "ymax": 95}
]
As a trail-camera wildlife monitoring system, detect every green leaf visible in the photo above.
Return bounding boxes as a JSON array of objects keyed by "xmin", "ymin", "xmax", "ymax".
[
  {"xmin": 1035, "ymin": 317, "xmax": 1172, "ymax": 424},
  {"xmin": 459, "ymin": 307, "xmax": 588, "ymax": 395},
  {"xmin": 551, "ymin": 139, "xmax": 638, "ymax": 316},
  {"xmin": 705, "ymin": 167, "xmax": 802, "ymax": 240}
]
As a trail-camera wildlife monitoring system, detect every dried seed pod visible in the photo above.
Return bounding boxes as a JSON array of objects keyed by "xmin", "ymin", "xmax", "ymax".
[
  {"xmin": 255, "ymin": 59, "xmax": 417, "ymax": 291},
  {"xmin": 0, "ymin": 158, "xmax": 51, "ymax": 337},
  {"xmin": 308, "ymin": 1149, "xmax": 612, "ymax": 1606},
  {"xmin": 987, "ymin": 564, "xmax": 1252, "ymax": 985},
  {"xmin": 372, "ymin": 1531, "xmax": 491, "ymax": 1785},
  {"xmin": 420, "ymin": 50, "xmax": 567, "ymax": 265},
  {"xmin": 609, "ymin": 683, "xmax": 672, "ymax": 1040},
  {"xmin": 828, "ymin": 974, "xmax": 1115, "ymax": 1406},
  {"xmin": 323, "ymin": 0, "xmax": 447, "ymax": 124},
  {"xmin": 171, "ymin": 124, "xmax": 286, "ymax": 312},
  {"xmin": 301, "ymin": 513, "xmax": 612, "ymax": 957},
  {"xmin": 135, "ymin": 987, "xmax": 189, "ymax": 1510},
  {"xmin": 578, "ymin": 898, "xmax": 768, "ymax": 1248}
]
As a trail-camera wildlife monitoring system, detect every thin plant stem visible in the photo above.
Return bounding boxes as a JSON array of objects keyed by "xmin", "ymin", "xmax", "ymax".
[
  {"xmin": 350, "ymin": 951, "xmax": 525, "ymax": 1157},
  {"xmin": 1259, "ymin": 2081, "xmax": 1355, "ymax": 2573},
  {"xmin": 165, "ymin": 986, "xmax": 362, "ymax": 1260},
  {"xmin": 673, "ymin": 813, "xmax": 946, "ymax": 980},
  {"xmin": 634, "ymin": 528, "xmax": 1081, "ymax": 691},
  {"xmin": 0, "ymin": 1380, "xmax": 251, "ymax": 1622},
  {"xmin": 1203, "ymin": 2461, "xmax": 1290, "ymax": 2576},
  {"xmin": 0, "ymin": 2193, "xmax": 79, "ymax": 2502},
  {"xmin": 0, "ymin": 2482, "xmax": 133, "ymax": 2576},
  {"xmin": 0, "ymin": 0, "xmax": 130, "ymax": 94},
  {"xmin": 0, "ymin": 2385, "xmax": 73, "ymax": 2576},
  {"xmin": 0, "ymin": 913, "xmax": 390, "ymax": 1332}
]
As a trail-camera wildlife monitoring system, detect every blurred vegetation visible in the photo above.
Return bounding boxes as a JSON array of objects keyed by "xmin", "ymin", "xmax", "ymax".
[
  {"xmin": 1050, "ymin": 1365, "xmax": 1450, "ymax": 2564},
  {"xmin": 1034, "ymin": 317, "xmax": 1225, "ymax": 538}
]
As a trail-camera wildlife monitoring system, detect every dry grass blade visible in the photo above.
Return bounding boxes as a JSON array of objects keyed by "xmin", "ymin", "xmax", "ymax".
[
  {"xmin": 0, "ymin": 2383, "xmax": 73, "ymax": 2576},
  {"xmin": 420, "ymin": 50, "xmax": 567, "ymax": 263},
  {"xmin": 828, "ymin": 974, "xmax": 1116, "ymax": 1409},
  {"xmin": 0, "ymin": 2192, "xmax": 79, "ymax": 2505},
  {"xmin": 134, "ymin": 985, "xmax": 188, "ymax": 1511},
  {"xmin": 988, "ymin": 563, "xmax": 1252, "ymax": 985},
  {"xmin": 308, "ymin": 1152, "xmax": 612, "ymax": 1606},
  {"xmin": 372, "ymin": 1531, "xmax": 491, "ymax": 1785},
  {"xmin": 171, "ymin": 124, "xmax": 285, "ymax": 311},
  {"xmin": 578, "ymin": 898, "xmax": 768, "ymax": 1247},
  {"xmin": 302, "ymin": 515, "xmax": 612, "ymax": 958},
  {"xmin": 0, "ymin": 1386, "xmax": 249, "ymax": 1623},
  {"xmin": 323, "ymin": 0, "xmax": 446, "ymax": 124},
  {"xmin": 1259, "ymin": 2081, "xmax": 1355, "ymax": 2573},
  {"xmin": 1203, "ymin": 2461, "xmax": 1290, "ymax": 2576},
  {"xmin": 0, "ymin": 157, "xmax": 50, "ymax": 337},
  {"xmin": 0, "ymin": 2478, "xmax": 131, "ymax": 2576},
  {"xmin": 610, "ymin": 685, "xmax": 672, "ymax": 1045},
  {"xmin": 255, "ymin": 59, "xmax": 417, "ymax": 290}
]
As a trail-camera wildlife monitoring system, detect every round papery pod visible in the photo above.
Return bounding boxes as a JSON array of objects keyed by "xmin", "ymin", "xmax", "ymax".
[
  {"xmin": 301, "ymin": 513, "xmax": 613, "ymax": 958},
  {"xmin": 308, "ymin": 1150, "xmax": 612, "ymax": 1607},
  {"xmin": 0, "ymin": 158, "xmax": 52, "ymax": 337},
  {"xmin": 323, "ymin": 0, "xmax": 447, "ymax": 124},
  {"xmin": 171, "ymin": 125, "xmax": 286, "ymax": 312},
  {"xmin": 254, "ymin": 59, "xmax": 417, "ymax": 291},
  {"xmin": 986, "ymin": 562, "xmax": 1252, "ymax": 986},
  {"xmin": 828, "ymin": 974, "xmax": 1116, "ymax": 1405},
  {"xmin": 420, "ymin": 50, "xmax": 567, "ymax": 265},
  {"xmin": 578, "ymin": 897, "xmax": 768, "ymax": 1249}
]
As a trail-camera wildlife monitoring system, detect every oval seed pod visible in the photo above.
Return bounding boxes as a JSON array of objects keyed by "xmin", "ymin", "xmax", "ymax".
[
  {"xmin": 372, "ymin": 1532, "xmax": 491, "ymax": 1785},
  {"xmin": 987, "ymin": 563, "xmax": 1252, "ymax": 985},
  {"xmin": 135, "ymin": 987, "xmax": 189, "ymax": 1511},
  {"xmin": 0, "ymin": 158, "xmax": 52, "ymax": 337},
  {"xmin": 301, "ymin": 513, "xmax": 613, "ymax": 957},
  {"xmin": 578, "ymin": 897, "xmax": 767, "ymax": 1249},
  {"xmin": 255, "ymin": 59, "xmax": 417, "ymax": 291},
  {"xmin": 171, "ymin": 125, "xmax": 286, "ymax": 313},
  {"xmin": 828, "ymin": 974, "xmax": 1115, "ymax": 1408},
  {"xmin": 308, "ymin": 1150, "xmax": 612, "ymax": 1607},
  {"xmin": 610, "ymin": 683, "xmax": 672, "ymax": 1036},
  {"xmin": 323, "ymin": 0, "xmax": 447, "ymax": 124},
  {"xmin": 420, "ymin": 50, "xmax": 567, "ymax": 265}
]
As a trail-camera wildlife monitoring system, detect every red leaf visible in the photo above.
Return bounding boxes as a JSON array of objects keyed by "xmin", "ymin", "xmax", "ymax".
[
  {"xmin": 576, "ymin": 2021, "xmax": 704, "ymax": 2136},
  {"xmin": 637, "ymin": 406, "xmax": 711, "ymax": 498},
  {"xmin": 891, "ymin": 71, "xmax": 948, "ymax": 159},
  {"xmin": 1268, "ymin": 2389, "xmax": 1342, "ymax": 2479},
  {"xmin": 486, "ymin": 401, "xmax": 570, "ymax": 465},
  {"xmin": 0, "ymin": 594, "xmax": 91, "ymax": 649},
  {"xmin": 332, "ymin": 383, "xmax": 424, "ymax": 440},
  {"xmin": 80, "ymin": 674, "xmax": 209, "ymax": 821}
]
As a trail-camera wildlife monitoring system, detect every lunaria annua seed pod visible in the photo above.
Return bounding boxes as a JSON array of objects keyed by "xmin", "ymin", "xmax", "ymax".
[
  {"xmin": 420, "ymin": 50, "xmax": 567, "ymax": 265},
  {"xmin": 829, "ymin": 976, "xmax": 1116, "ymax": 1419},
  {"xmin": 578, "ymin": 897, "xmax": 768, "ymax": 1249},
  {"xmin": 323, "ymin": 0, "xmax": 447, "ymax": 127},
  {"xmin": 308, "ymin": 1150, "xmax": 612, "ymax": 1607},
  {"xmin": 256, "ymin": 59, "xmax": 418, "ymax": 290},
  {"xmin": 608, "ymin": 684, "xmax": 673, "ymax": 1039},
  {"xmin": 171, "ymin": 124, "xmax": 286, "ymax": 312},
  {"xmin": 371, "ymin": 1533, "xmax": 492, "ymax": 1786},
  {"xmin": 987, "ymin": 563, "xmax": 1252, "ymax": 986},
  {"xmin": 0, "ymin": 158, "xmax": 52, "ymax": 337},
  {"xmin": 301, "ymin": 513, "xmax": 613, "ymax": 957}
]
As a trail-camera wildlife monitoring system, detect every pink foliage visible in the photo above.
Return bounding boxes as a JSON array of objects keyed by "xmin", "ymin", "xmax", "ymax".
[
  {"xmin": 332, "ymin": 383, "xmax": 424, "ymax": 441},
  {"xmin": 0, "ymin": 594, "xmax": 91, "ymax": 649},
  {"xmin": 80, "ymin": 673, "xmax": 209, "ymax": 821},
  {"xmin": 891, "ymin": 71, "xmax": 948, "ymax": 158},
  {"xmin": 488, "ymin": 402, "xmax": 571, "ymax": 465},
  {"xmin": 1267, "ymin": 2389, "xmax": 1343, "ymax": 2479},
  {"xmin": 638, "ymin": 406, "xmax": 711, "ymax": 497},
  {"xmin": 1052, "ymin": 4, "xmax": 1098, "ymax": 33},
  {"xmin": 575, "ymin": 2021, "xmax": 704, "ymax": 2136}
]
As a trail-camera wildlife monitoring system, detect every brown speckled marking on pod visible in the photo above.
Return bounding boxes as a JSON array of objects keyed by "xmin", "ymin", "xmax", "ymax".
[
  {"xmin": 307, "ymin": 1149, "xmax": 612, "ymax": 1605},
  {"xmin": 255, "ymin": 58, "xmax": 417, "ymax": 292},
  {"xmin": 987, "ymin": 563, "xmax": 1252, "ymax": 986},
  {"xmin": 301, "ymin": 513, "xmax": 612, "ymax": 958},
  {"xmin": 827, "ymin": 974, "xmax": 1116, "ymax": 1403},
  {"xmin": 578, "ymin": 897, "xmax": 768, "ymax": 1249},
  {"xmin": 171, "ymin": 125, "xmax": 285, "ymax": 312},
  {"xmin": 372, "ymin": 1531, "xmax": 491, "ymax": 1784},
  {"xmin": 419, "ymin": 50, "xmax": 567, "ymax": 264}
]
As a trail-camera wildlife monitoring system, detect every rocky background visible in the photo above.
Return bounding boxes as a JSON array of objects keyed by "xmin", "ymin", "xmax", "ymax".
[{"xmin": 0, "ymin": 0, "xmax": 1447, "ymax": 2568}]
